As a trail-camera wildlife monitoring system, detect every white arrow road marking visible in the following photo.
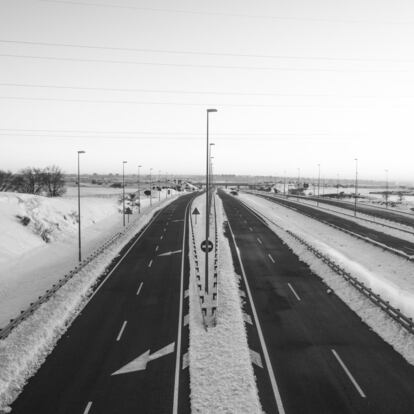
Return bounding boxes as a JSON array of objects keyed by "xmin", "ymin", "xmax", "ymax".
[
  {"xmin": 331, "ymin": 349, "xmax": 366, "ymax": 398},
  {"xmin": 158, "ymin": 250, "xmax": 182, "ymax": 257},
  {"xmin": 250, "ymin": 349, "xmax": 263, "ymax": 368},
  {"xmin": 83, "ymin": 401, "xmax": 93, "ymax": 414},
  {"xmin": 112, "ymin": 342, "xmax": 175, "ymax": 375}
]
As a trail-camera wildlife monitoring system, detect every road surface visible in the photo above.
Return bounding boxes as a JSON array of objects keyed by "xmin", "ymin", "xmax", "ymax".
[{"xmin": 11, "ymin": 193, "xmax": 194, "ymax": 414}]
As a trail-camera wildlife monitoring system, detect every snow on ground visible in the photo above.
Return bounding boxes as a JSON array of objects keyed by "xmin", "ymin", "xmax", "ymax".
[
  {"xmin": 188, "ymin": 192, "xmax": 262, "ymax": 413},
  {"xmin": 0, "ymin": 192, "xmax": 182, "ymax": 412},
  {"xmin": 0, "ymin": 188, "xmax": 177, "ymax": 327},
  {"xmin": 257, "ymin": 192, "xmax": 414, "ymax": 243},
  {"xmin": 238, "ymin": 192, "xmax": 414, "ymax": 365}
]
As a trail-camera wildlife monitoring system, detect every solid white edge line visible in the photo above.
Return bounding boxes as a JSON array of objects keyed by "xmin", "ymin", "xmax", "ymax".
[
  {"xmin": 227, "ymin": 219, "xmax": 286, "ymax": 414},
  {"xmin": 331, "ymin": 349, "xmax": 366, "ymax": 398},
  {"xmin": 83, "ymin": 401, "xmax": 93, "ymax": 414},
  {"xmin": 172, "ymin": 198, "xmax": 191, "ymax": 414},
  {"xmin": 287, "ymin": 283, "xmax": 301, "ymax": 301},
  {"xmin": 136, "ymin": 282, "xmax": 143, "ymax": 296},
  {"xmin": 268, "ymin": 253, "xmax": 275, "ymax": 263},
  {"xmin": 116, "ymin": 320, "xmax": 127, "ymax": 342}
]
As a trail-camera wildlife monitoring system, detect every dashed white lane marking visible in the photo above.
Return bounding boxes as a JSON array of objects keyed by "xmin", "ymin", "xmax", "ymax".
[
  {"xmin": 116, "ymin": 321, "xmax": 127, "ymax": 342},
  {"xmin": 83, "ymin": 401, "xmax": 93, "ymax": 414},
  {"xmin": 182, "ymin": 352, "xmax": 189, "ymax": 370},
  {"xmin": 249, "ymin": 227, "xmax": 253, "ymax": 231},
  {"xmin": 164, "ymin": 227, "xmax": 167, "ymax": 232},
  {"xmin": 155, "ymin": 245, "xmax": 159, "ymax": 251},
  {"xmin": 287, "ymin": 283, "xmax": 301, "ymax": 301},
  {"xmin": 136, "ymin": 282, "xmax": 143, "ymax": 296},
  {"xmin": 160, "ymin": 235, "xmax": 164, "ymax": 240},
  {"xmin": 268, "ymin": 253, "xmax": 275, "ymax": 263},
  {"xmin": 331, "ymin": 349, "xmax": 366, "ymax": 398},
  {"xmin": 148, "ymin": 259, "xmax": 153, "ymax": 268},
  {"xmin": 257, "ymin": 237, "xmax": 262, "ymax": 245},
  {"xmin": 250, "ymin": 349, "xmax": 263, "ymax": 368}
]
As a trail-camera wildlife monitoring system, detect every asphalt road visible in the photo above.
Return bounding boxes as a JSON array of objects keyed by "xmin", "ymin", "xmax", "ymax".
[
  {"xmin": 300, "ymin": 195, "xmax": 414, "ymax": 228},
  {"xmin": 220, "ymin": 190, "xmax": 414, "ymax": 414},
  {"xmin": 11, "ymin": 194, "xmax": 194, "ymax": 414},
  {"xmin": 252, "ymin": 192, "xmax": 414, "ymax": 256}
]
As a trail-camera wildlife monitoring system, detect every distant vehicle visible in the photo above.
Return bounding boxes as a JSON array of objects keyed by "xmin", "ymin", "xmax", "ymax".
[{"xmin": 230, "ymin": 190, "xmax": 239, "ymax": 196}]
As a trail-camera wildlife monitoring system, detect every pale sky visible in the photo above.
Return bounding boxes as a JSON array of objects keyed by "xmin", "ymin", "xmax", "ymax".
[{"xmin": 1, "ymin": 0, "xmax": 414, "ymax": 182}]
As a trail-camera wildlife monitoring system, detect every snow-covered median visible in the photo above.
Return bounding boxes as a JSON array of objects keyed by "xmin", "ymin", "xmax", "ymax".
[
  {"xmin": 188, "ymin": 192, "xmax": 262, "ymax": 413},
  {"xmin": 0, "ymin": 193, "xmax": 181, "ymax": 412},
  {"xmin": 238, "ymin": 192, "xmax": 414, "ymax": 365}
]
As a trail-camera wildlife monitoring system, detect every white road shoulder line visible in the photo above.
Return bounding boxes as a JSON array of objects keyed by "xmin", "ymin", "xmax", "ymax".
[
  {"xmin": 136, "ymin": 282, "xmax": 143, "ymax": 296},
  {"xmin": 287, "ymin": 283, "xmax": 301, "ymax": 301},
  {"xmin": 116, "ymin": 321, "xmax": 127, "ymax": 342},
  {"xmin": 268, "ymin": 253, "xmax": 275, "ymax": 263},
  {"xmin": 227, "ymin": 219, "xmax": 286, "ymax": 414},
  {"xmin": 331, "ymin": 349, "xmax": 366, "ymax": 398},
  {"xmin": 83, "ymin": 401, "xmax": 93, "ymax": 414}
]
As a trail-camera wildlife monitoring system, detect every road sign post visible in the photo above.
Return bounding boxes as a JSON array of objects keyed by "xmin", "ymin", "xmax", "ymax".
[
  {"xmin": 201, "ymin": 240, "xmax": 214, "ymax": 253},
  {"xmin": 192, "ymin": 207, "xmax": 200, "ymax": 224}
]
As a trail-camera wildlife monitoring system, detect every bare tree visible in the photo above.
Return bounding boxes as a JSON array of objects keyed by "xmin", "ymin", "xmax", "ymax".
[{"xmin": 43, "ymin": 165, "xmax": 66, "ymax": 197}]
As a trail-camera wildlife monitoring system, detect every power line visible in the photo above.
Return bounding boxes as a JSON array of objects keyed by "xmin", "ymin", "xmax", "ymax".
[
  {"xmin": 39, "ymin": 0, "xmax": 414, "ymax": 25},
  {"xmin": 0, "ymin": 53, "xmax": 407, "ymax": 73},
  {"xmin": 1, "ymin": 82, "xmax": 412, "ymax": 98},
  {"xmin": 1, "ymin": 39, "xmax": 413, "ymax": 64}
]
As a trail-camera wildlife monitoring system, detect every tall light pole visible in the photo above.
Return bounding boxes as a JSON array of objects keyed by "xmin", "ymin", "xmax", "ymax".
[
  {"xmin": 317, "ymin": 164, "xmax": 321, "ymax": 206},
  {"xmin": 149, "ymin": 168, "xmax": 153, "ymax": 206},
  {"xmin": 385, "ymin": 169, "xmax": 389, "ymax": 209},
  {"xmin": 205, "ymin": 108, "xmax": 217, "ymax": 296},
  {"xmin": 77, "ymin": 150, "xmax": 85, "ymax": 262},
  {"xmin": 354, "ymin": 158, "xmax": 358, "ymax": 217},
  {"xmin": 137, "ymin": 165, "xmax": 142, "ymax": 213},
  {"xmin": 210, "ymin": 143, "xmax": 215, "ymax": 193},
  {"xmin": 122, "ymin": 161, "xmax": 127, "ymax": 226}
]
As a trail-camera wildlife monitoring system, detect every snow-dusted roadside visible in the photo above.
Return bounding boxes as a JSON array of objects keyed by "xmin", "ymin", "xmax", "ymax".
[
  {"xmin": 0, "ymin": 194, "xmax": 181, "ymax": 412},
  {"xmin": 188, "ymin": 192, "xmax": 262, "ymax": 413},
  {"xmin": 238, "ymin": 192, "xmax": 414, "ymax": 365}
]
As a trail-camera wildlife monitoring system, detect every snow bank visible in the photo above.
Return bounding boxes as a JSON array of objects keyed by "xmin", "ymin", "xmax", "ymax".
[
  {"xmin": 188, "ymin": 192, "xmax": 262, "ymax": 413},
  {"xmin": 238, "ymin": 193, "xmax": 414, "ymax": 365},
  {"xmin": 0, "ymin": 194, "xmax": 181, "ymax": 411}
]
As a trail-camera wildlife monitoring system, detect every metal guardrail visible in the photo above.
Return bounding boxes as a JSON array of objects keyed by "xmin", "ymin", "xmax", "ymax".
[
  {"xmin": 0, "ymin": 231, "xmax": 123, "ymax": 340},
  {"xmin": 249, "ymin": 191, "xmax": 414, "ymax": 262},
  {"xmin": 238, "ymin": 198, "xmax": 414, "ymax": 335}
]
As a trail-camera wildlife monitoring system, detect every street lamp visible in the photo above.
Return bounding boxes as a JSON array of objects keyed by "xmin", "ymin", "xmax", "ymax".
[
  {"xmin": 122, "ymin": 161, "xmax": 127, "ymax": 226},
  {"xmin": 317, "ymin": 164, "xmax": 321, "ymax": 206},
  {"xmin": 149, "ymin": 168, "xmax": 153, "ymax": 206},
  {"xmin": 354, "ymin": 158, "xmax": 358, "ymax": 217},
  {"xmin": 137, "ymin": 165, "xmax": 142, "ymax": 213},
  {"xmin": 77, "ymin": 150, "xmax": 85, "ymax": 262},
  {"xmin": 205, "ymin": 108, "xmax": 217, "ymax": 296},
  {"xmin": 385, "ymin": 169, "xmax": 389, "ymax": 209},
  {"xmin": 210, "ymin": 143, "xmax": 215, "ymax": 193}
]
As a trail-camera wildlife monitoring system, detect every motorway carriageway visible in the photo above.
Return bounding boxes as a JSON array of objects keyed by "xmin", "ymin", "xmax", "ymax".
[
  {"xmin": 11, "ymin": 193, "xmax": 194, "ymax": 414},
  {"xmin": 219, "ymin": 189, "xmax": 414, "ymax": 414},
  {"xmin": 249, "ymin": 192, "xmax": 414, "ymax": 257},
  {"xmin": 297, "ymin": 194, "xmax": 414, "ymax": 228}
]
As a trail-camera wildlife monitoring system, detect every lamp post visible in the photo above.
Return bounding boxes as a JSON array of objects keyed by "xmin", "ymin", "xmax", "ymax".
[
  {"xmin": 122, "ymin": 161, "xmax": 127, "ymax": 226},
  {"xmin": 77, "ymin": 150, "xmax": 85, "ymax": 262},
  {"xmin": 205, "ymin": 108, "xmax": 217, "ymax": 296},
  {"xmin": 354, "ymin": 158, "xmax": 358, "ymax": 217},
  {"xmin": 317, "ymin": 164, "xmax": 321, "ymax": 206},
  {"xmin": 149, "ymin": 168, "xmax": 153, "ymax": 206},
  {"xmin": 210, "ymin": 143, "xmax": 215, "ymax": 193},
  {"xmin": 137, "ymin": 165, "xmax": 142, "ymax": 213},
  {"xmin": 385, "ymin": 169, "xmax": 389, "ymax": 209}
]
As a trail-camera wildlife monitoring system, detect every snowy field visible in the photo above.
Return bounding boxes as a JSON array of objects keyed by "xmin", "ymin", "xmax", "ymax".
[
  {"xmin": 188, "ymin": 192, "xmax": 262, "ymax": 413},
  {"xmin": 0, "ymin": 187, "xmax": 177, "ymax": 327},
  {"xmin": 238, "ymin": 192, "xmax": 414, "ymax": 364}
]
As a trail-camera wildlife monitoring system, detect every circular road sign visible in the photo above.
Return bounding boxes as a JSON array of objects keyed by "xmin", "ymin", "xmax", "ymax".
[{"xmin": 201, "ymin": 240, "xmax": 214, "ymax": 253}]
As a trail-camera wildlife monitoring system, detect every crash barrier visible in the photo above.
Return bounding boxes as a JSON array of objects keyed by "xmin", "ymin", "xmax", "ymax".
[
  {"xmin": 248, "ymin": 191, "xmax": 414, "ymax": 262},
  {"xmin": 239, "ymin": 199, "xmax": 414, "ymax": 335},
  {"xmin": 0, "ymin": 207, "xmax": 163, "ymax": 340}
]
